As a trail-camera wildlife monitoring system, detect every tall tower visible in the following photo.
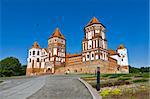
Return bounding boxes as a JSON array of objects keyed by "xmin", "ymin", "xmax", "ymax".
[
  {"xmin": 26, "ymin": 41, "xmax": 41, "ymax": 75},
  {"xmin": 82, "ymin": 17, "xmax": 108, "ymax": 61},
  {"xmin": 117, "ymin": 44, "xmax": 129, "ymax": 66},
  {"xmin": 48, "ymin": 28, "xmax": 66, "ymax": 66}
]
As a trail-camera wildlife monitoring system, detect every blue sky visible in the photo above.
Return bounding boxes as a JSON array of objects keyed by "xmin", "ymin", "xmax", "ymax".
[{"xmin": 0, "ymin": 0, "xmax": 149, "ymax": 67}]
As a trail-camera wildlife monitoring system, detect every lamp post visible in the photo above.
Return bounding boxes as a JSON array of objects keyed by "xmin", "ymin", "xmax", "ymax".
[{"xmin": 96, "ymin": 67, "xmax": 100, "ymax": 91}]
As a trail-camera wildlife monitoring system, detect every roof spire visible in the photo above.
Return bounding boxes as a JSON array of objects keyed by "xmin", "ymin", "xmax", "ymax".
[
  {"xmin": 117, "ymin": 44, "xmax": 125, "ymax": 49},
  {"xmin": 32, "ymin": 41, "xmax": 40, "ymax": 48},
  {"xmin": 49, "ymin": 27, "xmax": 65, "ymax": 39},
  {"xmin": 86, "ymin": 16, "xmax": 100, "ymax": 26}
]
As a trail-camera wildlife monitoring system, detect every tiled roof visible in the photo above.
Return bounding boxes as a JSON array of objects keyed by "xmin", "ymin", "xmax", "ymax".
[
  {"xmin": 50, "ymin": 28, "xmax": 65, "ymax": 39},
  {"xmin": 32, "ymin": 41, "xmax": 40, "ymax": 49},
  {"xmin": 66, "ymin": 53, "xmax": 82, "ymax": 58},
  {"xmin": 86, "ymin": 17, "xmax": 100, "ymax": 26},
  {"xmin": 108, "ymin": 49, "xmax": 116, "ymax": 55},
  {"xmin": 117, "ymin": 44, "xmax": 125, "ymax": 49}
]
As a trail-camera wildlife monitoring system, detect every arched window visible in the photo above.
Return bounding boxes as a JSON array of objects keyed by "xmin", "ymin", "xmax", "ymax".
[
  {"xmin": 33, "ymin": 51, "xmax": 35, "ymax": 55},
  {"xmin": 37, "ymin": 58, "xmax": 39, "ymax": 62},
  {"xmin": 37, "ymin": 51, "xmax": 39, "ymax": 55}
]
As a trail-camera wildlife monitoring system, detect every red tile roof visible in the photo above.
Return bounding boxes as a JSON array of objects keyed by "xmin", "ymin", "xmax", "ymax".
[
  {"xmin": 86, "ymin": 17, "xmax": 101, "ymax": 26},
  {"xmin": 32, "ymin": 41, "xmax": 40, "ymax": 48},
  {"xmin": 117, "ymin": 44, "xmax": 125, "ymax": 49},
  {"xmin": 50, "ymin": 28, "xmax": 65, "ymax": 39}
]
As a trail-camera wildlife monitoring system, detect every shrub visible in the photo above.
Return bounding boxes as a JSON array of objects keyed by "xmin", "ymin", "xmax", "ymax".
[
  {"xmin": 109, "ymin": 74, "xmax": 125, "ymax": 78},
  {"xmin": 141, "ymin": 73, "xmax": 149, "ymax": 78},
  {"xmin": 111, "ymin": 88, "xmax": 122, "ymax": 95},
  {"xmin": 132, "ymin": 79, "xmax": 148, "ymax": 83},
  {"xmin": 118, "ymin": 77, "xmax": 131, "ymax": 81},
  {"xmin": 100, "ymin": 80, "xmax": 131, "ymax": 88},
  {"xmin": 100, "ymin": 89, "xmax": 111, "ymax": 97}
]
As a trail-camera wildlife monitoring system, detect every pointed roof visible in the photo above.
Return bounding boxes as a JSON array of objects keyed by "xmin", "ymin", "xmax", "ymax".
[
  {"xmin": 50, "ymin": 28, "xmax": 65, "ymax": 39},
  {"xmin": 117, "ymin": 44, "xmax": 125, "ymax": 50},
  {"xmin": 86, "ymin": 17, "xmax": 100, "ymax": 26},
  {"xmin": 32, "ymin": 41, "xmax": 40, "ymax": 49}
]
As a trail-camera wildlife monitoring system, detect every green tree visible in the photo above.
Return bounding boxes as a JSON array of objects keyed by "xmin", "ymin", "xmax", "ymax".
[
  {"xmin": 140, "ymin": 67, "xmax": 150, "ymax": 73},
  {"xmin": 20, "ymin": 65, "xmax": 27, "ymax": 75},
  {"xmin": 129, "ymin": 65, "xmax": 140, "ymax": 73},
  {"xmin": 0, "ymin": 57, "xmax": 22, "ymax": 77}
]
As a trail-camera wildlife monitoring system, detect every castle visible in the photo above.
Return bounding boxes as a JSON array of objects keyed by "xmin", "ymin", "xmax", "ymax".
[{"xmin": 26, "ymin": 17, "xmax": 129, "ymax": 76}]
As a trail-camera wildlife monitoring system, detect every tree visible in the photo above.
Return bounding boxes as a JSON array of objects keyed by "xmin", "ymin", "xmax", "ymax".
[
  {"xmin": 0, "ymin": 57, "xmax": 22, "ymax": 77},
  {"xmin": 129, "ymin": 65, "xmax": 140, "ymax": 73},
  {"xmin": 20, "ymin": 65, "xmax": 27, "ymax": 75},
  {"xmin": 140, "ymin": 67, "xmax": 150, "ymax": 73}
]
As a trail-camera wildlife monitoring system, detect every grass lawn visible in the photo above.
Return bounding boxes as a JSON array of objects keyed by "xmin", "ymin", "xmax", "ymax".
[{"xmin": 81, "ymin": 73, "xmax": 150, "ymax": 99}]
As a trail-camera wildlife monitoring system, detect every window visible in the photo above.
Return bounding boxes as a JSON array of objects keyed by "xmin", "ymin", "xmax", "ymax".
[
  {"xmin": 92, "ymin": 54, "xmax": 94, "ymax": 57},
  {"xmin": 37, "ymin": 51, "xmax": 39, "ymax": 55},
  {"xmin": 29, "ymin": 58, "xmax": 31, "ymax": 62},
  {"xmin": 122, "ymin": 59, "xmax": 123, "ymax": 61},
  {"xmin": 98, "ymin": 55, "xmax": 100, "ymax": 59},
  {"xmin": 87, "ymin": 55, "xmax": 89, "ymax": 58},
  {"xmin": 33, "ymin": 51, "xmax": 35, "ymax": 55},
  {"xmin": 30, "ymin": 51, "xmax": 31, "ymax": 55},
  {"xmin": 37, "ymin": 58, "xmax": 39, "ymax": 62}
]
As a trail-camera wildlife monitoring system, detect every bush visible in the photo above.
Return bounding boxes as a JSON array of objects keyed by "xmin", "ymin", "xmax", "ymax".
[
  {"xmin": 132, "ymin": 79, "xmax": 148, "ymax": 83},
  {"xmin": 111, "ymin": 88, "xmax": 122, "ymax": 95},
  {"xmin": 109, "ymin": 74, "xmax": 125, "ymax": 78},
  {"xmin": 118, "ymin": 77, "xmax": 131, "ymax": 81},
  {"xmin": 100, "ymin": 80, "xmax": 131, "ymax": 88},
  {"xmin": 100, "ymin": 89, "xmax": 111, "ymax": 97},
  {"xmin": 141, "ymin": 73, "xmax": 149, "ymax": 78}
]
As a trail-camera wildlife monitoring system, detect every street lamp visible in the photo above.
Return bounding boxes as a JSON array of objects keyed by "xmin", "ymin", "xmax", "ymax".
[{"xmin": 96, "ymin": 67, "xmax": 100, "ymax": 91}]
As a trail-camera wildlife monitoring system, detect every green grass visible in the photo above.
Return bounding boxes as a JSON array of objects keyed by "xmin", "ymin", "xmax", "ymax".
[
  {"xmin": 118, "ymin": 77, "xmax": 131, "ymax": 81},
  {"xmin": 132, "ymin": 79, "xmax": 149, "ymax": 83}
]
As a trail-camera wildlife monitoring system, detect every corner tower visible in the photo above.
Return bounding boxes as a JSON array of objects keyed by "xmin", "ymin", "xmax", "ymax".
[
  {"xmin": 26, "ymin": 41, "xmax": 41, "ymax": 75},
  {"xmin": 117, "ymin": 44, "xmax": 129, "ymax": 66},
  {"xmin": 82, "ymin": 17, "xmax": 108, "ymax": 61},
  {"xmin": 48, "ymin": 28, "xmax": 66, "ymax": 66}
]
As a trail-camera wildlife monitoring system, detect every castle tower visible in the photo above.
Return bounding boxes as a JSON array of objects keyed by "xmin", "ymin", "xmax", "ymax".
[
  {"xmin": 117, "ymin": 44, "xmax": 129, "ymax": 66},
  {"xmin": 48, "ymin": 28, "xmax": 66, "ymax": 66},
  {"xmin": 82, "ymin": 17, "xmax": 108, "ymax": 61},
  {"xmin": 26, "ymin": 41, "xmax": 42, "ymax": 75}
]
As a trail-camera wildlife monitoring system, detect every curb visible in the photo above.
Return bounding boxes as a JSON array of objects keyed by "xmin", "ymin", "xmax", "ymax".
[{"xmin": 78, "ymin": 78, "xmax": 102, "ymax": 99}]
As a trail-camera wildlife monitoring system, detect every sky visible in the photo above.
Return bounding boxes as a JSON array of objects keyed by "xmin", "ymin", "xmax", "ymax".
[{"xmin": 0, "ymin": 0, "xmax": 149, "ymax": 67}]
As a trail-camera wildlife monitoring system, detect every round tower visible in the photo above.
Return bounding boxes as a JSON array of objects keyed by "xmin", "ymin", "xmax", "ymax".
[{"xmin": 117, "ymin": 44, "xmax": 129, "ymax": 66}]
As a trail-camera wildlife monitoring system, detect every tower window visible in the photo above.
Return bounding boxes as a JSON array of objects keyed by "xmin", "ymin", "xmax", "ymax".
[
  {"xmin": 29, "ymin": 58, "xmax": 31, "ymax": 62},
  {"xmin": 33, "ymin": 51, "xmax": 35, "ymax": 55},
  {"xmin": 87, "ymin": 55, "xmax": 89, "ymax": 58},
  {"xmin": 30, "ymin": 51, "xmax": 31, "ymax": 55},
  {"xmin": 98, "ymin": 55, "xmax": 100, "ymax": 59},
  {"xmin": 37, "ymin": 58, "xmax": 39, "ymax": 62},
  {"xmin": 122, "ymin": 59, "xmax": 123, "ymax": 61},
  {"xmin": 92, "ymin": 54, "xmax": 94, "ymax": 57},
  {"xmin": 37, "ymin": 51, "xmax": 39, "ymax": 55}
]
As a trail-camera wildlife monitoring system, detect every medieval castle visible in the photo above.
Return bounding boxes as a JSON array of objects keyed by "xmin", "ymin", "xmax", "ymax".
[{"xmin": 26, "ymin": 17, "xmax": 129, "ymax": 75}]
